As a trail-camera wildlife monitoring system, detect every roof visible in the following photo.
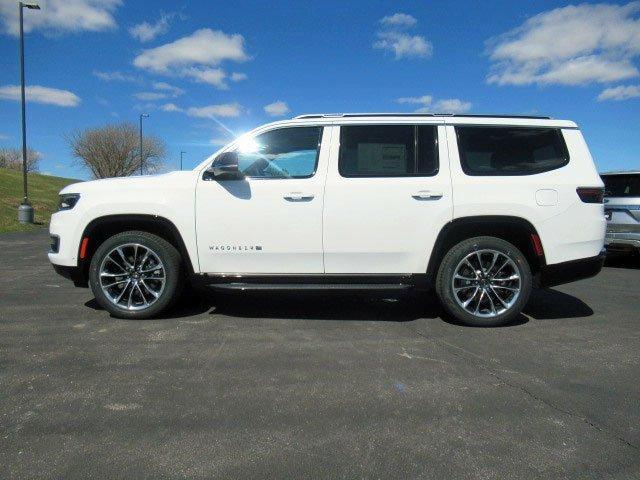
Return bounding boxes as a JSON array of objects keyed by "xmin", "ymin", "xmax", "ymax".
[{"xmin": 294, "ymin": 113, "xmax": 552, "ymax": 120}]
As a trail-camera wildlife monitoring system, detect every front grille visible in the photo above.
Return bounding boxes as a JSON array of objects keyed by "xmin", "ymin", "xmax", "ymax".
[{"xmin": 50, "ymin": 235, "xmax": 60, "ymax": 253}]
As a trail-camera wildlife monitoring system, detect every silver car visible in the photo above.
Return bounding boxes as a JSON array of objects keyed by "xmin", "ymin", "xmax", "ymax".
[{"xmin": 602, "ymin": 170, "xmax": 640, "ymax": 254}]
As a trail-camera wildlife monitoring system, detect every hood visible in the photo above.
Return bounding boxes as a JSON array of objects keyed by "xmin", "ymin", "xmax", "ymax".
[{"xmin": 59, "ymin": 170, "xmax": 197, "ymax": 195}]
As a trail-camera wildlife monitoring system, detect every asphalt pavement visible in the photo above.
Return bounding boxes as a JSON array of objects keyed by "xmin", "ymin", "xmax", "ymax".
[{"xmin": 1, "ymin": 230, "xmax": 639, "ymax": 479}]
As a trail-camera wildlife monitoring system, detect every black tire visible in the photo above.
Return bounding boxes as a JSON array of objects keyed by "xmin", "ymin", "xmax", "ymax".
[
  {"xmin": 435, "ymin": 236, "xmax": 532, "ymax": 327},
  {"xmin": 89, "ymin": 231, "xmax": 183, "ymax": 319}
]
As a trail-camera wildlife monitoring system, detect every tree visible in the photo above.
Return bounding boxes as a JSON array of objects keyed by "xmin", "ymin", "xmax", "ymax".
[
  {"xmin": 68, "ymin": 122, "xmax": 165, "ymax": 179},
  {"xmin": 0, "ymin": 148, "xmax": 41, "ymax": 172}
]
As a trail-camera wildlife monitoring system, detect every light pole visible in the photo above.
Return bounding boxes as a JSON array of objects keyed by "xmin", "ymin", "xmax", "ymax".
[
  {"xmin": 139, "ymin": 113, "xmax": 149, "ymax": 175},
  {"xmin": 17, "ymin": 1, "xmax": 40, "ymax": 224},
  {"xmin": 180, "ymin": 150, "xmax": 185, "ymax": 170}
]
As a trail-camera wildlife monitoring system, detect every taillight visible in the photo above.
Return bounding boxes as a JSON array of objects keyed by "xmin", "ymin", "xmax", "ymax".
[{"xmin": 576, "ymin": 187, "xmax": 604, "ymax": 203}]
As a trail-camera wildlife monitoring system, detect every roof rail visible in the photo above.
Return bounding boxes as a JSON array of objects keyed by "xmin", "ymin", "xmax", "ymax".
[{"xmin": 294, "ymin": 113, "xmax": 551, "ymax": 120}]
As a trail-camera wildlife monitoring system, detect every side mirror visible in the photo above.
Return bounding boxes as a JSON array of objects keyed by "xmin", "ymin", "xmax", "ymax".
[{"xmin": 204, "ymin": 151, "xmax": 244, "ymax": 180}]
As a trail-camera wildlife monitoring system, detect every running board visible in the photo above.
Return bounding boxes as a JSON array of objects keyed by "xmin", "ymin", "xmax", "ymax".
[{"xmin": 206, "ymin": 283, "xmax": 413, "ymax": 292}]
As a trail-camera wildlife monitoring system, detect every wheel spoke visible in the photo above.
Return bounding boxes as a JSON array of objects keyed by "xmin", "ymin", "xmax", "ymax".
[
  {"xmin": 462, "ymin": 287, "xmax": 480, "ymax": 308},
  {"xmin": 486, "ymin": 288, "xmax": 497, "ymax": 315},
  {"xmin": 492, "ymin": 285, "xmax": 519, "ymax": 292},
  {"xmin": 138, "ymin": 249, "xmax": 150, "ymax": 270},
  {"xmin": 486, "ymin": 252, "xmax": 499, "ymax": 276},
  {"xmin": 455, "ymin": 273, "xmax": 476, "ymax": 281},
  {"xmin": 116, "ymin": 247, "xmax": 133, "ymax": 269},
  {"xmin": 140, "ymin": 279, "xmax": 161, "ymax": 298},
  {"xmin": 492, "ymin": 274, "xmax": 520, "ymax": 282},
  {"xmin": 102, "ymin": 279, "xmax": 129, "ymax": 288},
  {"xmin": 106, "ymin": 254, "xmax": 127, "ymax": 272},
  {"xmin": 135, "ymin": 283, "xmax": 148, "ymax": 306},
  {"xmin": 476, "ymin": 251, "xmax": 484, "ymax": 273},
  {"xmin": 474, "ymin": 289, "xmax": 486, "ymax": 314},
  {"xmin": 100, "ymin": 271, "xmax": 125, "ymax": 278},
  {"xmin": 127, "ymin": 282, "xmax": 135, "ymax": 309},
  {"xmin": 454, "ymin": 285, "xmax": 476, "ymax": 292},
  {"xmin": 114, "ymin": 280, "xmax": 131, "ymax": 304},
  {"xmin": 490, "ymin": 285, "xmax": 510, "ymax": 308}
]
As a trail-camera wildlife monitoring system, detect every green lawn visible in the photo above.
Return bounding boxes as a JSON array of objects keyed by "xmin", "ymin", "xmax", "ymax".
[{"xmin": 0, "ymin": 168, "xmax": 79, "ymax": 233}]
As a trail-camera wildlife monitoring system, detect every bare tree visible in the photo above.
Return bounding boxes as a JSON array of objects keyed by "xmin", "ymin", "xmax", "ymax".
[
  {"xmin": 68, "ymin": 122, "xmax": 165, "ymax": 179},
  {"xmin": 0, "ymin": 148, "xmax": 41, "ymax": 172}
]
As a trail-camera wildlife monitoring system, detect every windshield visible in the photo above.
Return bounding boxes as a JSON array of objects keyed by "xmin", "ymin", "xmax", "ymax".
[{"xmin": 602, "ymin": 174, "xmax": 640, "ymax": 198}]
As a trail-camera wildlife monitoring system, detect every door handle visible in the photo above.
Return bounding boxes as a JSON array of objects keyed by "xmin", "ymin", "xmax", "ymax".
[
  {"xmin": 284, "ymin": 192, "xmax": 314, "ymax": 201},
  {"xmin": 412, "ymin": 190, "xmax": 443, "ymax": 200}
]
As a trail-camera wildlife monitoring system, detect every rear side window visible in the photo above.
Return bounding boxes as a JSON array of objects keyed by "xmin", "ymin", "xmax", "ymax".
[
  {"xmin": 339, "ymin": 125, "xmax": 439, "ymax": 177},
  {"xmin": 456, "ymin": 127, "xmax": 569, "ymax": 176},
  {"xmin": 602, "ymin": 174, "xmax": 640, "ymax": 197}
]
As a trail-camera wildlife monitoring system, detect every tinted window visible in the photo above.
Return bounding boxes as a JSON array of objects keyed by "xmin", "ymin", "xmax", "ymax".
[
  {"xmin": 339, "ymin": 125, "xmax": 438, "ymax": 177},
  {"xmin": 602, "ymin": 174, "xmax": 640, "ymax": 197},
  {"xmin": 456, "ymin": 127, "xmax": 569, "ymax": 176},
  {"xmin": 235, "ymin": 126, "xmax": 322, "ymax": 179}
]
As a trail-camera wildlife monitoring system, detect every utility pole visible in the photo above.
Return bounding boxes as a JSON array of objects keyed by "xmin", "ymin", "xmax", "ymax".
[
  {"xmin": 17, "ymin": 2, "xmax": 40, "ymax": 224},
  {"xmin": 180, "ymin": 150, "xmax": 185, "ymax": 170}
]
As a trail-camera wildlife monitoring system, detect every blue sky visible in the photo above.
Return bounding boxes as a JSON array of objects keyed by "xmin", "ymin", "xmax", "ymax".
[{"xmin": 0, "ymin": 0, "xmax": 639, "ymax": 180}]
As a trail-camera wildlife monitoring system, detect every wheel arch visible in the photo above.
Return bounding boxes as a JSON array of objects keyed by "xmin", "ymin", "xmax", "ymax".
[
  {"xmin": 78, "ymin": 214, "xmax": 195, "ymax": 280},
  {"xmin": 426, "ymin": 215, "xmax": 545, "ymax": 284}
]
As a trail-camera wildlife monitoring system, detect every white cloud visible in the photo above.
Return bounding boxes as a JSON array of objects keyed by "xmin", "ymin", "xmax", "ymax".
[
  {"xmin": 598, "ymin": 84, "xmax": 640, "ymax": 101},
  {"xmin": 211, "ymin": 137, "xmax": 232, "ymax": 146},
  {"xmin": 129, "ymin": 12, "xmax": 175, "ymax": 42},
  {"xmin": 133, "ymin": 29, "xmax": 249, "ymax": 90},
  {"xmin": 0, "ymin": 133, "xmax": 9, "ymax": 141},
  {"xmin": 160, "ymin": 103, "xmax": 183, "ymax": 112},
  {"xmin": 187, "ymin": 103, "xmax": 243, "ymax": 118},
  {"xmin": 182, "ymin": 67, "xmax": 228, "ymax": 89},
  {"xmin": 134, "ymin": 28, "xmax": 248, "ymax": 73},
  {"xmin": 133, "ymin": 92, "xmax": 168, "ymax": 101},
  {"xmin": 373, "ymin": 14, "xmax": 432, "ymax": 59},
  {"xmin": 0, "ymin": 85, "xmax": 80, "ymax": 107},
  {"xmin": 397, "ymin": 94, "xmax": 472, "ymax": 114},
  {"xmin": 379, "ymin": 13, "xmax": 417, "ymax": 29},
  {"xmin": 231, "ymin": 72, "xmax": 248, "ymax": 82},
  {"xmin": 487, "ymin": 3, "xmax": 640, "ymax": 86},
  {"xmin": 93, "ymin": 70, "xmax": 139, "ymax": 82},
  {"xmin": 0, "ymin": 0, "xmax": 122, "ymax": 36},
  {"xmin": 264, "ymin": 101, "xmax": 290, "ymax": 117},
  {"xmin": 152, "ymin": 82, "xmax": 184, "ymax": 96}
]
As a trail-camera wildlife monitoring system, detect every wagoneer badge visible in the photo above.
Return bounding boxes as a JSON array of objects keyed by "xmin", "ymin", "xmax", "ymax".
[{"xmin": 210, "ymin": 245, "xmax": 263, "ymax": 251}]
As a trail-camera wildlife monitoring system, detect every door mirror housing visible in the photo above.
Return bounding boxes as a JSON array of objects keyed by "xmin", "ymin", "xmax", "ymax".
[{"xmin": 204, "ymin": 151, "xmax": 244, "ymax": 180}]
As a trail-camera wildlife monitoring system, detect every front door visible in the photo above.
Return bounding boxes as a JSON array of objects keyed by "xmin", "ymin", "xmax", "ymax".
[
  {"xmin": 322, "ymin": 123, "xmax": 453, "ymax": 274},
  {"xmin": 195, "ymin": 125, "xmax": 330, "ymax": 274}
]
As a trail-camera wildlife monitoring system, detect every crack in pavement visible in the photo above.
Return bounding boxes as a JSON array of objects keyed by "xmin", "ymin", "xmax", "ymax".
[{"xmin": 413, "ymin": 328, "xmax": 639, "ymax": 452}]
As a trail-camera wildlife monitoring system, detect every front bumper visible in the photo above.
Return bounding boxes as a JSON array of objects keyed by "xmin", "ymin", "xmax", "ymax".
[{"xmin": 539, "ymin": 250, "xmax": 606, "ymax": 288}]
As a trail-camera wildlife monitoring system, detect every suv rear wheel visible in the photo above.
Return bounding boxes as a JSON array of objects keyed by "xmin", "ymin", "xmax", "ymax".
[
  {"xmin": 436, "ymin": 236, "xmax": 532, "ymax": 327},
  {"xmin": 89, "ymin": 231, "xmax": 182, "ymax": 319}
]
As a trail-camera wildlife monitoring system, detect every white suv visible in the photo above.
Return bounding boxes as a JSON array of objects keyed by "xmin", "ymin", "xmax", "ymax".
[{"xmin": 49, "ymin": 114, "xmax": 606, "ymax": 326}]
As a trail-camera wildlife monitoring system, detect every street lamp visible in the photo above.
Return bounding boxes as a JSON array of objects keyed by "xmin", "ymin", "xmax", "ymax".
[
  {"xmin": 180, "ymin": 150, "xmax": 185, "ymax": 170},
  {"xmin": 17, "ymin": 1, "xmax": 40, "ymax": 224},
  {"xmin": 139, "ymin": 113, "xmax": 149, "ymax": 175}
]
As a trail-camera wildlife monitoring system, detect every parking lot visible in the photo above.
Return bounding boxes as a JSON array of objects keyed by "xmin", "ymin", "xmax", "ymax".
[{"xmin": 1, "ymin": 230, "xmax": 639, "ymax": 479}]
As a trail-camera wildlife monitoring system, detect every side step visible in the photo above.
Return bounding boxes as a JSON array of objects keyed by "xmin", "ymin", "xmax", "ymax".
[{"xmin": 206, "ymin": 283, "xmax": 413, "ymax": 292}]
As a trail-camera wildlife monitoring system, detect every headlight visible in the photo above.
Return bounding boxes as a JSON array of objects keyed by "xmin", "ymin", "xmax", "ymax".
[{"xmin": 58, "ymin": 193, "xmax": 81, "ymax": 211}]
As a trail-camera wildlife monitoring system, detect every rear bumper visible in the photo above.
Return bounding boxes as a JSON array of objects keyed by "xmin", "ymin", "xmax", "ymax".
[
  {"xmin": 52, "ymin": 264, "xmax": 88, "ymax": 288},
  {"xmin": 539, "ymin": 250, "xmax": 606, "ymax": 288}
]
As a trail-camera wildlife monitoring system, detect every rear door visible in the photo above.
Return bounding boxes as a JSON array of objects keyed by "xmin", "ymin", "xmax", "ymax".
[{"xmin": 322, "ymin": 123, "xmax": 453, "ymax": 274}]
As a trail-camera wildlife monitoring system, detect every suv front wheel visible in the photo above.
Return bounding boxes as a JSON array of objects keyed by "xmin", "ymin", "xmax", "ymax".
[
  {"xmin": 89, "ymin": 231, "xmax": 182, "ymax": 319},
  {"xmin": 436, "ymin": 236, "xmax": 532, "ymax": 327}
]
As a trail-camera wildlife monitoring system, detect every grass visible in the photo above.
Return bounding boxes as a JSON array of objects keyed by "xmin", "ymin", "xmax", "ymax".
[{"xmin": 0, "ymin": 168, "xmax": 79, "ymax": 233}]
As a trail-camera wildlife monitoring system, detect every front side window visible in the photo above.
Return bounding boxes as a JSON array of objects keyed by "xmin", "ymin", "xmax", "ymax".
[
  {"xmin": 456, "ymin": 126, "xmax": 569, "ymax": 176},
  {"xmin": 339, "ymin": 125, "xmax": 439, "ymax": 177},
  {"xmin": 234, "ymin": 126, "xmax": 322, "ymax": 179}
]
